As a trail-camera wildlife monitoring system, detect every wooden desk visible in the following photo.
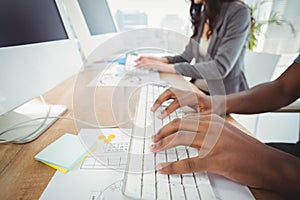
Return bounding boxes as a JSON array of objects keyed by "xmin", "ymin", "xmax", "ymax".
[{"xmin": 0, "ymin": 69, "xmax": 282, "ymax": 200}]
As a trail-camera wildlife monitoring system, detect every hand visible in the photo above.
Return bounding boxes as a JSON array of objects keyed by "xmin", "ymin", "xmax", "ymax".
[
  {"xmin": 135, "ymin": 56, "xmax": 168, "ymax": 64},
  {"xmin": 150, "ymin": 114, "xmax": 300, "ymax": 198},
  {"xmin": 135, "ymin": 56, "xmax": 176, "ymax": 73},
  {"xmin": 151, "ymin": 87, "xmax": 226, "ymax": 119}
]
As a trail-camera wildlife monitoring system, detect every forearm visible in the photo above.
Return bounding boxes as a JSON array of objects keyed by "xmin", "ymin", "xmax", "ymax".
[
  {"xmin": 220, "ymin": 127, "xmax": 300, "ymax": 198},
  {"xmin": 255, "ymin": 147, "xmax": 300, "ymax": 198},
  {"xmin": 160, "ymin": 57, "xmax": 169, "ymax": 64},
  {"xmin": 225, "ymin": 81, "xmax": 290, "ymax": 114},
  {"xmin": 275, "ymin": 154, "xmax": 300, "ymax": 198},
  {"xmin": 226, "ymin": 61, "xmax": 300, "ymax": 114},
  {"xmin": 165, "ymin": 55, "xmax": 188, "ymax": 64},
  {"xmin": 160, "ymin": 63, "xmax": 176, "ymax": 73}
]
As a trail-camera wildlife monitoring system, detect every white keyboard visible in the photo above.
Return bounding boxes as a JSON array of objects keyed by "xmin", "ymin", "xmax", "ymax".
[
  {"xmin": 125, "ymin": 53, "xmax": 151, "ymax": 75},
  {"xmin": 122, "ymin": 84, "xmax": 216, "ymax": 199},
  {"xmin": 127, "ymin": 68, "xmax": 150, "ymax": 75}
]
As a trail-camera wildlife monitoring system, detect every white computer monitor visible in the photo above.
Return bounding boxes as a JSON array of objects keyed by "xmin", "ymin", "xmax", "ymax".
[
  {"xmin": 58, "ymin": 0, "xmax": 118, "ymax": 59},
  {"xmin": 0, "ymin": 0, "xmax": 83, "ymax": 143}
]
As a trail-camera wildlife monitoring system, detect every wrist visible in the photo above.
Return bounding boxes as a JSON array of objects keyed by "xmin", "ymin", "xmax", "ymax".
[
  {"xmin": 161, "ymin": 57, "xmax": 169, "ymax": 64},
  {"xmin": 225, "ymin": 95, "xmax": 233, "ymax": 114},
  {"xmin": 212, "ymin": 95, "xmax": 227, "ymax": 116},
  {"xmin": 160, "ymin": 64, "xmax": 176, "ymax": 73}
]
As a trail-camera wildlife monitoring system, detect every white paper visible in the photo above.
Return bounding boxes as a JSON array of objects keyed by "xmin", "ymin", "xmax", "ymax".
[
  {"xmin": 88, "ymin": 63, "xmax": 160, "ymax": 87},
  {"xmin": 40, "ymin": 128, "xmax": 255, "ymax": 200}
]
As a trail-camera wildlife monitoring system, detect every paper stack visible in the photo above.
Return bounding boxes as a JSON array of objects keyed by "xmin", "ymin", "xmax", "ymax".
[{"xmin": 35, "ymin": 133, "xmax": 96, "ymax": 173}]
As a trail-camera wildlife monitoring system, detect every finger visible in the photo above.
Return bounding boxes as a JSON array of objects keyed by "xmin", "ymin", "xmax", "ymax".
[
  {"xmin": 135, "ymin": 56, "xmax": 144, "ymax": 62},
  {"xmin": 158, "ymin": 93, "xmax": 198, "ymax": 119},
  {"xmin": 184, "ymin": 112, "xmax": 201, "ymax": 118},
  {"xmin": 135, "ymin": 61, "xmax": 143, "ymax": 67},
  {"xmin": 185, "ymin": 114, "xmax": 226, "ymax": 158},
  {"xmin": 156, "ymin": 157, "xmax": 206, "ymax": 174},
  {"xmin": 151, "ymin": 89, "xmax": 175, "ymax": 112},
  {"xmin": 151, "ymin": 130, "xmax": 204, "ymax": 152},
  {"xmin": 152, "ymin": 114, "xmax": 221, "ymax": 143},
  {"xmin": 135, "ymin": 62, "xmax": 151, "ymax": 68},
  {"xmin": 183, "ymin": 113, "xmax": 211, "ymax": 120},
  {"xmin": 184, "ymin": 108, "xmax": 213, "ymax": 116},
  {"xmin": 157, "ymin": 100, "xmax": 180, "ymax": 119},
  {"xmin": 153, "ymin": 114, "xmax": 226, "ymax": 159},
  {"xmin": 200, "ymin": 110, "xmax": 214, "ymax": 115},
  {"xmin": 152, "ymin": 118, "xmax": 206, "ymax": 143},
  {"xmin": 141, "ymin": 64, "xmax": 152, "ymax": 70}
]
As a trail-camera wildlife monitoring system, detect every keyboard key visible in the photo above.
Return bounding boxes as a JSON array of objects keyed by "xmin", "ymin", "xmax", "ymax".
[
  {"xmin": 143, "ymin": 153, "xmax": 155, "ymax": 172},
  {"xmin": 153, "ymin": 110, "xmax": 163, "ymax": 132},
  {"xmin": 142, "ymin": 183, "xmax": 156, "ymax": 200},
  {"xmin": 157, "ymin": 182, "xmax": 171, "ymax": 200},
  {"xmin": 130, "ymin": 137, "xmax": 144, "ymax": 155},
  {"xmin": 166, "ymin": 148, "xmax": 178, "ymax": 161},
  {"xmin": 182, "ymin": 174, "xmax": 196, "ymax": 186},
  {"xmin": 156, "ymin": 172, "xmax": 169, "ymax": 183},
  {"xmin": 170, "ymin": 183, "xmax": 185, "ymax": 200},
  {"xmin": 176, "ymin": 146, "xmax": 188, "ymax": 160},
  {"xmin": 195, "ymin": 172, "xmax": 216, "ymax": 200},
  {"xmin": 184, "ymin": 185, "xmax": 201, "ymax": 200},
  {"xmin": 187, "ymin": 147, "xmax": 199, "ymax": 158},
  {"xmin": 123, "ymin": 173, "xmax": 142, "ymax": 199},
  {"xmin": 169, "ymin": 174, "xmax": 182, "ymax": 184}
]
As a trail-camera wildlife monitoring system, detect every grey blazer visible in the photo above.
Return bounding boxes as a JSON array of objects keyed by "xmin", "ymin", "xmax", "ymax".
[{"xmin": 166, "ymin": 2, "xmax": 251, "ymax": 95}]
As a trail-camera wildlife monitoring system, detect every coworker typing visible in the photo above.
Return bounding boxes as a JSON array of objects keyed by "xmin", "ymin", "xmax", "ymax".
[
  {"xmin": 135, "ymin": 0, "xmax": 252, "ymax": 95},
  {"xmin": 150, "ymin": 55, "xmax": 300, "ymax": 199}
]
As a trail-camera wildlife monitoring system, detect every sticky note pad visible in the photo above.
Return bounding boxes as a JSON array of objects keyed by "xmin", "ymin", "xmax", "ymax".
[{"xmin": 35, "ymin": 133, "xmax": 95, "ymax": 172}]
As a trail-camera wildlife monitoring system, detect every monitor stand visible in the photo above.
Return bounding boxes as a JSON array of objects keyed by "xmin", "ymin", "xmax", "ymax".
[{"xmin": 0, "ymin": 99, "xmax": 67, "ymax": 143}]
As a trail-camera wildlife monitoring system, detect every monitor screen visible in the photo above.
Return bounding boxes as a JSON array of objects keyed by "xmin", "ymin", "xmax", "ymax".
[
  {"xmin": 0, "ymin": 0, "xmax": 68, "ymax": 47},
  {"xmin": 0, "ymin": 0, "xmax": 82, "ymax": 116},
  {"xmin": 77, "ymin": 0, "xmax": 117, "ymax": 36}
]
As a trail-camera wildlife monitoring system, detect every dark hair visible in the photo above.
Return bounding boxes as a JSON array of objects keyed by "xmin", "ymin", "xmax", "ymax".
[{"xmin": 190, "ymin": 0, "xmax": 250, "ymax": 38}]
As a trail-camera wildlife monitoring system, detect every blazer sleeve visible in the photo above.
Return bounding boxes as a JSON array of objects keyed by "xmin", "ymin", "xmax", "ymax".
[
  {"xmin": 174, "ymin": 5, "xmax": 251, "ymax": 80},
  {"xmin": 164, "ymin": 38, "xmax": 195, "ymax": 64}
]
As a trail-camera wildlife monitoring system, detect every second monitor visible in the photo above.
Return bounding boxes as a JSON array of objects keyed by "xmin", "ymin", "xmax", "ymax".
[{"xmin": 59, "ymin": 0, "xmax": 118, "ymax": 58}]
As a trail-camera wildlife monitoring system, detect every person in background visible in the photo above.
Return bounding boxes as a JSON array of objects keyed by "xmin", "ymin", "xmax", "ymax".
[
  {"xmin": 135, "ymin": 0, "xmax": 252, "ymax": 95},
  {"xmin": 150, "ymin": 55, "xmax": 300, "ymax": 198}
]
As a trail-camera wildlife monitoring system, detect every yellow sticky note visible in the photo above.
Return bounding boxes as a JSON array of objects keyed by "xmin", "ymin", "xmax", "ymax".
[
  {"xmin": 42, "ymin": 162, "xmax": 69, "ymax": 173},
  {"xmin": 35, "ymin": 133, "xmax": 96, "ymax": 172}
]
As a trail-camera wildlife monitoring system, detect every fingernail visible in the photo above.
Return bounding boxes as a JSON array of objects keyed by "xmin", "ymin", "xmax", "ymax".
[
  {"xmin": 156, "ymin": 163, "xmax": 164, "ymax": 171},
  {"xmin": 151, "ymin": 104, "xmax": 158, "ymax": 111},
  {"xmin": 150, "ymin": 144, "xmax": 156, "ymax": 151}
]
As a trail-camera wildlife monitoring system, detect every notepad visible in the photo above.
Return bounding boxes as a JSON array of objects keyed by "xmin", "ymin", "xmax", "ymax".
[{"xmin": 35, "ymin": 133, "xmax": 96, "ymax": 173}]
